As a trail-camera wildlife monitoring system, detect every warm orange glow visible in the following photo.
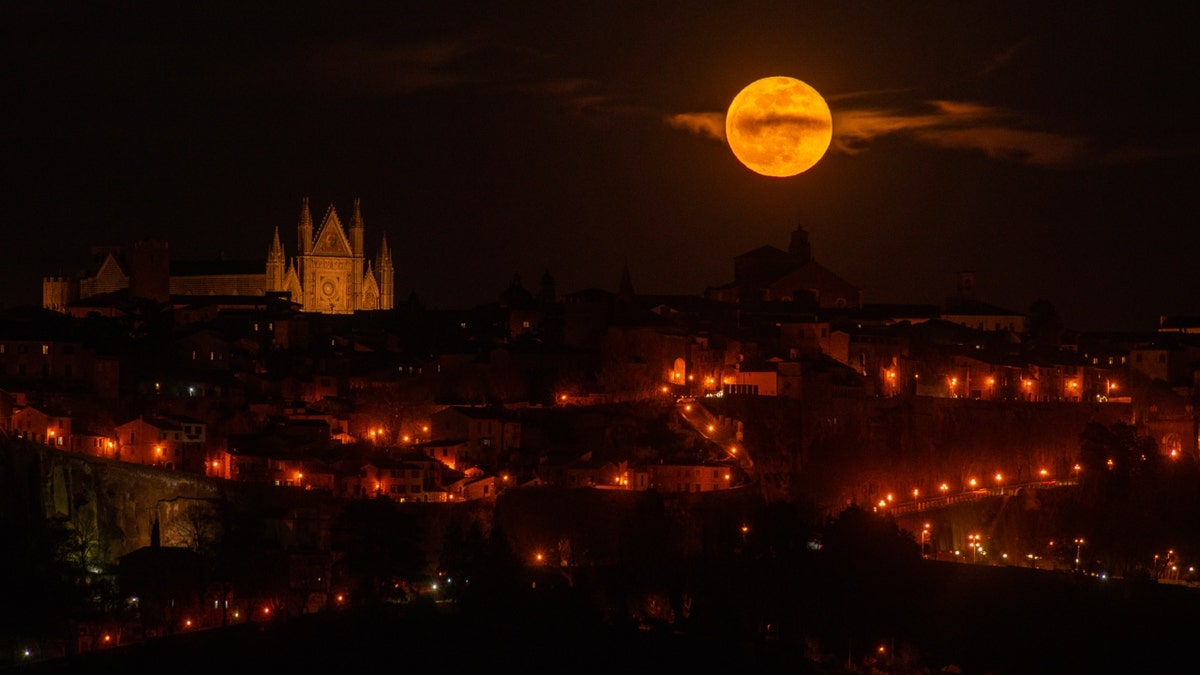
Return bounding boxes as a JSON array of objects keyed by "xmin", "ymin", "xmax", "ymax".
[
  {"xmin": 968, "ymin": 478, "xmax": 977, "ymax": 488},
  {"xmin": 1039, "ymin": 468, "xmax": 1049, "ymax": 477},
  {"xmin": 939, "ymin": 483, "xmax": 949, "ymax": 492},
  {"xmin": 994, "ymin": 473, "xmax": 1003, "ymax": 483},
  {"xmin": 726, "ymin": 76, "xmax": 832, "ymax": 177},
  {"xmin": 661, "ymin": 386, "xmax": 669, "ymax": 394},
  {"xmin": 912, "ymin": 488, "xmax": 920, "ymax": 498}
]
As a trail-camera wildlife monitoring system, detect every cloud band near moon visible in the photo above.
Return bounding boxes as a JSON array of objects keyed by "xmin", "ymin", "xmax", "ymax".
[{"xmin": 665, "ymin": 99, "xmax": 1105, "ymax": 167}]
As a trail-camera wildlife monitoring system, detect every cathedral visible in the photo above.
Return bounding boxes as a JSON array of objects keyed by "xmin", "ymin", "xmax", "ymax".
[
  {"xmin": 43, "ymin": 198, "xmax": 394, "ymax": 315},
  {"xmin": 266, "ymin": 197, "xmax": 394, "ymax": 313}
]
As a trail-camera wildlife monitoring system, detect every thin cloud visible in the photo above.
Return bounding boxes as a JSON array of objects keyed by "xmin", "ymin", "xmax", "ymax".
[
  {"xmin": 664, "ymin": 112, "xmax": 725, "ymax": 141},
  {"xmin": 969, "ymin": 40, "xmax": 1030, "ymax": 79},
  {"xmin": 666, "ymin": 98, "xmax": 1092, "ymax": 167},
  {"xmin": 218, "ymin": 37, "xmax": 495, "ymax": 95},
  {"xmin": 832, "ymin": 100, "xmax": 1089, "ymax": 166}
]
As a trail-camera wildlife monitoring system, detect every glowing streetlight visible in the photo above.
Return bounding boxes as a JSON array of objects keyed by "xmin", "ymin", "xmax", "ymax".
[
  {"xmin": 921, "ymin": 523, "xmax": 931, "ymax": 558},
  {"xmin": 968, "ymin": 534, "xmax": 981, "ymax": 564},
  {"xmin": 1074, "ymin": 537, "xmax": 1085, "ymax": 571}
]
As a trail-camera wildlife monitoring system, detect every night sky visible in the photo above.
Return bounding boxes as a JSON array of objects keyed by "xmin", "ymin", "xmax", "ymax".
[{"xmin": 7, "ymin": 2, "xmax": 1197, "ymax": 331}]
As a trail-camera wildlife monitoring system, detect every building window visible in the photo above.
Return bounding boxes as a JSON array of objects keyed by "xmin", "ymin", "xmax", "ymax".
[{"xmin": 42, "ymin": 344, "xmax": 50, "ymax": 355}]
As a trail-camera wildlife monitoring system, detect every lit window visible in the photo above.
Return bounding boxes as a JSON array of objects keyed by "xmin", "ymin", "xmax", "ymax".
[{"xmin": 42, "ymin": 344, "xmax": 50, "ymax": 355}]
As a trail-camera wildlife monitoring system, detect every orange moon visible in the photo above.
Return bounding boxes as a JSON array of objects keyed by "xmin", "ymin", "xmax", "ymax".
[{"xmin": 725, "ymin": 76, "xmax": 832, "ymax": 177}]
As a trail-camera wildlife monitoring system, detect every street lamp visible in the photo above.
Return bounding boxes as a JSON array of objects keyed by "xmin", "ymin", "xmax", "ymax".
[
  {"xmin": 921, "ymin": 523, "xmax": 931, "ymax": 559},
  {"xmin": 968, "ymin": 534, "xmax": 980, "ymax": 564},
  {"xmin": 1074, "ymin": 537, "xmax": 1085, "ymax": 571}
]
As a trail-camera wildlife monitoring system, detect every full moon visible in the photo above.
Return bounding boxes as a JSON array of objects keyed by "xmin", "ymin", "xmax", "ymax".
[{"xmin": 725, "ymin": 76, "xmax": 832, "ymax": 177}]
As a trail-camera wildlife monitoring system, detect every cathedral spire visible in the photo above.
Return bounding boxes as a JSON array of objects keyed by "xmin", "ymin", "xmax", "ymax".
[
  {"xmin": 618, "ymin": 261, "xmax": 635, "ymax": 300},
  {"xmin": 375, "ymin": 230, "xmax": 394, "ymax": 311},
  {"xmin": 298, "ymin": 197, "xmax": 313, "ymax": 255},
  {"xmin": 266, "ymin": 226, "xmax": 286, "ymax": 291},
  {"xmin": 268, "ymin": 226, "xmax": 285, "ymax": 259},
  {"xmin": 378, "ymin": 231, "xmax": 392, "ymax": 263},
  {"xmin": 350, "ymin": 197, "xmax": 364, "ymax": 256}
]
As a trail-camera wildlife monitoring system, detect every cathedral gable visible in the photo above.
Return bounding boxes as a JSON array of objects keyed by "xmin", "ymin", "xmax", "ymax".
[
  {"xmin": 312, "ymin": 208, "xmax": 352, "ymax": 256},
  {"xmin": 361, "ymin": 268, "xmax": 380, "ymax": 310}
]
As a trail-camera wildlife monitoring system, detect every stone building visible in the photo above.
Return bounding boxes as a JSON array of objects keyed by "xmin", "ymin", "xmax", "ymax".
[{"xmin": 43, "ymin": 198, "xmax": 394, "ymax": 315}]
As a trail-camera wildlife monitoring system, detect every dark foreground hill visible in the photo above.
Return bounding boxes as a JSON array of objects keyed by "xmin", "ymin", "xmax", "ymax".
[{"xmin": 8, "ymin": 558, "xmax": 1197, "ymax": 675}]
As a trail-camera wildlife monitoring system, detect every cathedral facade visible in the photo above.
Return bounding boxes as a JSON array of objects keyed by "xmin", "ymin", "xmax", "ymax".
[
  {"xmin": 43, "ymin": 198, "xmax": 394, "ymax": 316},
  {"xmin": 266, "ymin": 197, "xmax": 394, "ymax": 314}
]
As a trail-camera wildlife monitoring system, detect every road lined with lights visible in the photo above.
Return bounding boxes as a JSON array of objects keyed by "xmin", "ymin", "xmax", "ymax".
[
  {"xmin": 675, "ymin": 398, "xmax": 754, "ymax": 472},
  {"xmin": 883, "ymin": 479, "xmax": 1079, "ymax": 515}
]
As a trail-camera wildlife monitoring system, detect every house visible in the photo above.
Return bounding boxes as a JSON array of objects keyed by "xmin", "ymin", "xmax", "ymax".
[
  {"xmin": 647, "ymin": 462, "xmax": 736, "ymax": 493},
  {"xmin": 537, "ymin": 455, "xmax": 625, "ymax": 489},
  {"xmin": 357, "ymin": 459, "xmax": 440, "ymax": 502},
  {"xmin": 429, "ymin": 405, "xmax": 520, "ymax": 469},
  {"xmin": 705, "ymin": 225, "xmax": 862, "ymax": 309},
  {"xmin": 10, "ymin": 403, "xmax": 72, "ymax": 447},
  {"xmin": 114, "ymin": 416, "xmax": 188, "ymax": 468},
  {"xmin": 414, "ymin": 438, "xmax": 471, "ymax": 471},
  {"xmin": 940, "ymin": 272, "xmax": 1025, "ymax": 333}
]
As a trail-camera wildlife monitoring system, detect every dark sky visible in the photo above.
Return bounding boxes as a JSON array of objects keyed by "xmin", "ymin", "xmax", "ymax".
[{"xmin": 6, "ymin": 2, "xmax": 1197, "ymax": 331}]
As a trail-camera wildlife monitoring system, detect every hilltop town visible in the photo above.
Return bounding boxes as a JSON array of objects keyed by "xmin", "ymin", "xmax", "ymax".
[{"xmin": 3, "ymin": 208, "xmax": 1199, "ymax": 671}]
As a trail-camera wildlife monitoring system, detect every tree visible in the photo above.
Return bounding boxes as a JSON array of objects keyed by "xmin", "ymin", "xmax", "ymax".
[
  {"xmin": 331, "ymin": 498, "xmax": 426, "ymax": 604},
  {"xmin": 1026, "ymin": 298, "xmax": 1065, "ymax": 349}
]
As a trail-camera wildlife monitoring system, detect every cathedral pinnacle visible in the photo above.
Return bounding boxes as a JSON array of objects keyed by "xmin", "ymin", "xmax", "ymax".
[{"xmin": 269, "ymin": 226, "xmax": 285, "ymax": 259}]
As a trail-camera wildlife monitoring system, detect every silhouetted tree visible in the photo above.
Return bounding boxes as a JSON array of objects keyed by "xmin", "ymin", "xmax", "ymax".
[
  {"xmin": 1026, "ymin": 297, "xmax": 1065, "ymax": 349},
  {"xmin": 819, "ymin": 503, "xmax": 919, "ymax": 569},
  {"xmin": 331, "ymin": 498, "xmax": 426, "ymax": 604}
]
